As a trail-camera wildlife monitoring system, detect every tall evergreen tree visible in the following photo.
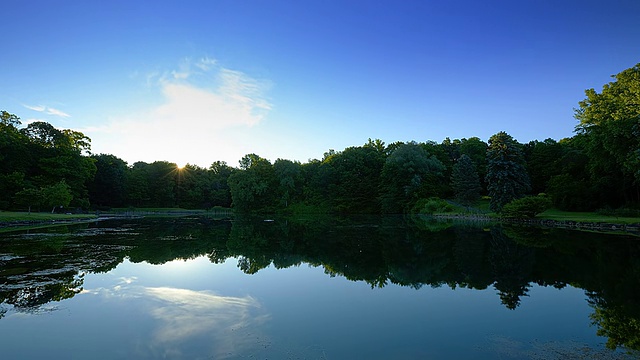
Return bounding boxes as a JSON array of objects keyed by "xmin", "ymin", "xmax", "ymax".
[
  {"xmin": 485, "ymin": 132, "xmax": 530, "ymax": 212},
  {"xmin": 451, "ymin": 154, "xmax": 482, "ymax": 207}
]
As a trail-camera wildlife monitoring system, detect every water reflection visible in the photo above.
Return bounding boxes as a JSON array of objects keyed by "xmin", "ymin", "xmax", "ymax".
[
  {"xmin": 78, "ymin": 271, "xmax": 270, "ymax": 359},
  {"xmin": 1, "ymin": 215, "xmax": 639, "ymax": 354}
]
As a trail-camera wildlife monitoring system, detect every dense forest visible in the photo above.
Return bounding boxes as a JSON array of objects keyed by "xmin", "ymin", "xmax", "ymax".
[{"xmin": 1, "ymin": 63, "xmax": 639, "ymax": 214}]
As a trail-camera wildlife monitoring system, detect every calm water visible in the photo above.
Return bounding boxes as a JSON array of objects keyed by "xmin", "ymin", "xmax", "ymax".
[{"xmin": 1, "ymin": 216, "xmax": 638, "ymax": 359}]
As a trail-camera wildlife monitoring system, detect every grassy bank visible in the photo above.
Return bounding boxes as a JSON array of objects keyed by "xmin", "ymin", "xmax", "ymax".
[
  {"xmin": 433, "ymin": 199, "xmax": 640, "ymax": 226},
  {"xmin": 537, "ymin": 208, "xmax": 640, "ymax": 225},
  {"xmin": 0, "ymin": 211, "xmax": 99, "ymax": 234}
]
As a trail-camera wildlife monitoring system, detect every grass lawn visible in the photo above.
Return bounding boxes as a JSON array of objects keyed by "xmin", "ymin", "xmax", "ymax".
[
  {"xmin": 538, "ymin": 208, "xmax": 640, "ymax": 224},
  {"xmin": 0, "ymin": 211, "xmax": 99, "ymax": 233},
  {"xmin": 440, "ymin": 199, "xmax": 640, "ymax": 225}
]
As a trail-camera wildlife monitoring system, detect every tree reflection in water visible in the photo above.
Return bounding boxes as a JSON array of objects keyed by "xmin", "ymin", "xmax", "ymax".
[{"xmin": 0, "ymin": 215, "xmax": 639, "ymax": 352}]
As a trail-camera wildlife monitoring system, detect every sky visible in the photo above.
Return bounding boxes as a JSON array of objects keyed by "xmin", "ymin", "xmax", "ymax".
[{"xmin": 1, "ymin": 0, "xmax": 639, "ymax": 168}]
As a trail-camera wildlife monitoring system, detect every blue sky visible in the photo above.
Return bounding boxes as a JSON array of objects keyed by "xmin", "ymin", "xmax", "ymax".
[{"xmin": 2, "ymin": 1, "xmax": 639, "ymax": 168}]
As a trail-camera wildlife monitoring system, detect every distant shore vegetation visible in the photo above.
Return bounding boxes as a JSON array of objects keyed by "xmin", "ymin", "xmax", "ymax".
[{"xmin": 1, "ymin": 63, "xmax": 639, "ymax": 218}]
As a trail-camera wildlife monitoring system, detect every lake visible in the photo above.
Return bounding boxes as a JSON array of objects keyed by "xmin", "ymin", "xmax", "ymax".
[{"xmin": 1, "ymin": 215, "xmax": 638, "ymax": 359}]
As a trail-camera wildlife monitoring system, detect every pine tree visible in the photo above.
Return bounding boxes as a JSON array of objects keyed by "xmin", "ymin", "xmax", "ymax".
[
  {"xmin": 485, "ymin": 132, "xmax": 531, "ymax": 212},
  {"xmin": 451, "ymin": 154, "xmax": 482, "ymax": 207}
]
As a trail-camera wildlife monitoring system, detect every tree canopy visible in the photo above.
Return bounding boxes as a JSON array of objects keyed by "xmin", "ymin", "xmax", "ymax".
[{"xmin": 1, "ymin": 62, "xmax": 640, "ymax": 213}]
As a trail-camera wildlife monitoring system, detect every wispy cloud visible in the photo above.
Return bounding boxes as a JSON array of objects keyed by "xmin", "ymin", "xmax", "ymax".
[
  {"xmin": 23, "ymin": 104, "xmax": 70, "ymax": 118},
  {"xmin": 46, "ymin": 107, "xmax": 70, "ymax": 118},
  {"xmin": 82, "ymin": 283, "xmax": 269, "ymax": 358},
  {"xmin": 87, "ymin": 57, "xmax": 272, "ymax": 167},
  {"xmin": 23, "ymin": 104, "xmax": 45, "ymax": 112}
]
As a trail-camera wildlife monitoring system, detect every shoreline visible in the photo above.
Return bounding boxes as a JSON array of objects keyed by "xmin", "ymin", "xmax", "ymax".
[
  {"xmin": 0, "ymin": 217, "xmax": 103, "ymax": 233},
  {"xmin": 432, "ymin": 213, "xmax": 640, "ymax": 236}
]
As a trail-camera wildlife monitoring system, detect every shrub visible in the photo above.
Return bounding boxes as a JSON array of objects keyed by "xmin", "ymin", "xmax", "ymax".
[
  {"xmin": 413, "ymin": 197, "xmax": 456, "ymax": 215},
  {"xmin": 501, "ymin": 195, "xmax": 552, "ymax": 218}
]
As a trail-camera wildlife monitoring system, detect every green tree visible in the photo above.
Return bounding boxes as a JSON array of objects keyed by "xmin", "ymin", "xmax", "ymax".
[
  {"xmin": 380, "ymin": 142, "xmax": 445, "ymax": 213},
  {"xmin": 228, "ymin": 154, "xmax": 276, "ymax": 213},
  {"xmin": 458, "ymin": 137, "xmax": 488, "ymax": 184},
  {"xmin": 273, "ymin": 159, "xmax": 303, "ymax": 209},
  {"xmin": 485, "ymin": 132, "xmax": 530, "ymax": 212},
  {"xmin": 14, "ymin": 187, "xmax": 44, "ymax": 213},
  {"xmin": 327, "ymin": 146, "xmax": 385, "ymax": 213},
  {"xmin": 500, "ymin": 195, "xmax": 552, "ymax": 219},
  {"xmin": 88, "ymin": 154, "xmax": 128, "ymax": 208},
  {"xmin": 175, "ymin": 164, "xmax": 215, "ymax": 209},
  {"xmin": 364, "ymin": 138, "xmax": 388, "ymax": 155},
  {"xmin": 20, "ymin": 121, "xmax": 96, "ymax": 208},
  {"xmin": 209, "ymin": 161, "xmax": 234, "ymax": 207},
  {"xmin": 0, "ymin": 111, "xmax": 30, "ymax": 208},
  {"xmin": 545, "ymin": 136, "xmax": 596, "ymax": 210},
  {"xmin": 0, "ymin": 172, "xmax": 26, "ymax": 209},
  {"xmin": 451, "ymin": 154, "xmax": 482, "ymax": 207},
  {"xmin": 126, "ymin": 162, "xmax": 150, "ymax": 207},
  {"xmin": 523, "ymin": 138, "xmax": 564, "ymax": 195},
  {"xmin": 145, "ymin": 161, "xmax": 177, "ymax": 207},
  {"xmin": 42, "ymin": 180, "xmax": 72, "ymax": 213},
  {"xmin": 299, "ymin": 159, "xmax": 333, "ymax": 210},
  {"xmin": 575, "ymin": 62, "xmax": 640, "ymax": 206}
]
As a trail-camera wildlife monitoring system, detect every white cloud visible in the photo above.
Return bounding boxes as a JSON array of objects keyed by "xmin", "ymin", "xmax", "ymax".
[
  {"xmin": 87, "ymin": 57, "xmax": 272, "ymax": 167},
  {"xmin": 23, "ymin": 104, "xmax": 45, "ymax": 112},
  {"xmin": 144, "ymin": 287, "xmax": 263, "ymax": 340},
  {"xmin": 80, "ymin": 282, "xmax": 270, "ymax": 358},
  {"xmin": 23, "ymin": 104, "xmax": 70, "ymax": 118},
  {"xmin": 46, "ymin": 107, "xmax": 70, "ymax": 117},
  {"xmin": 195, "ymin": 56, "xmax": 217, "ymax": 71}
]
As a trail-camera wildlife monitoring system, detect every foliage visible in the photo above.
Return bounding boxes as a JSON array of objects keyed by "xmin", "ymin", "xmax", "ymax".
[
  {"xmin": 523, "ymin": 138, "xmax": 564, "ymax": 195},
  {"xmin": 42, "ymin": 180, "xmax": 73, "ymax": 213},
  {"xmin": 88, "ymin": 154, "xmax": 128, "ymax": 208},
  {"xmin": 500, "ymin": 195, "xmax": 552, "ymax": 219},
  {"xmin": 458, "ymin": 137, "xmax": 488, "ymax": 186},
  {"xmin": 412, "ymin": 197, "xmax": 457, "ymax": 215},
  {"xmin": 591, "ymin": 303, "xmax": 640, "ymax": 351},
  {"xmin": 4, "ymin": 61, "xmax": 640, "ymax": 215},
  {"xmin": 485, "ymin": 131, "xmax": 531, "ymax": 212},
  {"xmin": 575, "ymin": 62, "xmax": 640, "ymax": 206},
  {"xmin": 451, "ymin": 154, "xmax": 482, "ymax": 207},
  {"xmin": 228, "ymin": 154, "xmax": 277, "ymax": 213},
  {"xmin": 325, "ymin": 146, "xmax": 384, "ymax": 213},
  {"xmin": 13, "ymin": 187, "xmax": 44, "ymax": 213},
  {"xmin": 273, "ymin": 158, "xmax": 303, "ymax": 209},
  {"xmin": 380, "ymin": 142, "xmax": 446, "ymax": 213},
  {"xmin": 208, "ymin": 161, "xmax": 234, "ymax": 207}
]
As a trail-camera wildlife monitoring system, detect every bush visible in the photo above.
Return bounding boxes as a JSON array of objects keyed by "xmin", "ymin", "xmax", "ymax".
[
  {"xmin": 413, "ymin": 197, "xmax": 456, "ymax": 215},
  {"xmin": 501, "ymin": 196, "xmax": 552, "ymax": 218}
]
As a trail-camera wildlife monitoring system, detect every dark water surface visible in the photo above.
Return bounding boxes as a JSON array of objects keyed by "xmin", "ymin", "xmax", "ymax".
[{"xmin": 1, "ymin": 216, "xmax": 639, "ymax": 359}]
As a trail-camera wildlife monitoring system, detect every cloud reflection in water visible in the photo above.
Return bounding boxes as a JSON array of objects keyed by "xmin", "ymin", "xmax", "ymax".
[{"xmin": 84, "ymin": 280, "xmax": 270, "ymax": 359}]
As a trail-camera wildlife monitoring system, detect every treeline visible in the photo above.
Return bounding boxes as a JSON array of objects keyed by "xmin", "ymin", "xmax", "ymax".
[{"xmin": 1, "ymin": 62, "xmax": 639, "ymax": 213}]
